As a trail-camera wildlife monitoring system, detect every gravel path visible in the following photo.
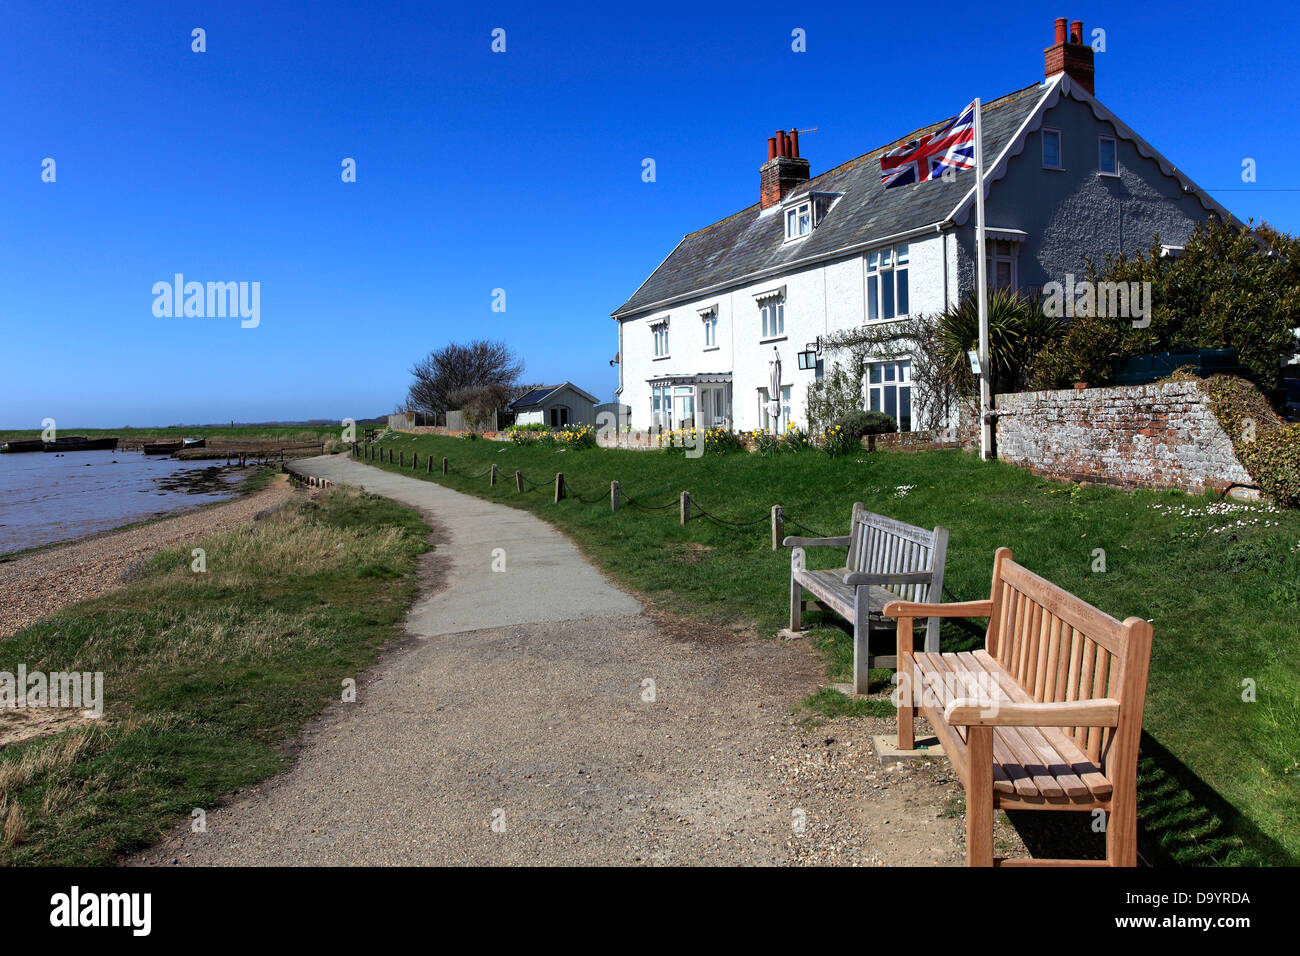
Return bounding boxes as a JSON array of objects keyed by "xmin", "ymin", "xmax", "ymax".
[
  {"xmin": 129, "ymin": 455, "xmax": 990, "ymax": 866},
  {"xmin": 0, "ymin": 475, "xmax": 296, "ymax": 639}
]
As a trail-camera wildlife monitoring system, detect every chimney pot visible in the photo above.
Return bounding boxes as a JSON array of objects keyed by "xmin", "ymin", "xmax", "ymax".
[
  {"xmin": 1045, "ymin": 15, "xmax": 1095, "ymax": 95},
  {"xmin": 759, "ymin": 130, "xmax": 811, "ymax": 209}
]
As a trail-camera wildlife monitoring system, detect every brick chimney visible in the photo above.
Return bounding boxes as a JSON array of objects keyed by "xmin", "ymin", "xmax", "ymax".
[
  {"xmin": 1044, "ymin": 16, "xmax": 1094, "ymax": 95},
  {"xmin": 760, "ymin": 129, "xmax": 810, "ymax": 209}
]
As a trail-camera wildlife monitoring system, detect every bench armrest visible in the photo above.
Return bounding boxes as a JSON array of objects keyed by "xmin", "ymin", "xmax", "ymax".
[
  {"xmin": 782, "ymin": 535, "xmax": 851, "ymax": 548},
  {"xmin": 944, "ymin": 698, "xmax": 1121, "ymax": 728},
  {"xmin": 842, "ymin": 570, "xmax": 935, "ymax": 588},
  {"xmin": 881, "ymin": 599, "xmax": 993, "ymax": 619}
]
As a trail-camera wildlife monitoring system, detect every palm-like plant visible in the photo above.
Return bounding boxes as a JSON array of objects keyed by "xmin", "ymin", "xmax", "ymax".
[{"xmin": 936, "ymin": 288, "xmax": 1063, "ymax": 394}]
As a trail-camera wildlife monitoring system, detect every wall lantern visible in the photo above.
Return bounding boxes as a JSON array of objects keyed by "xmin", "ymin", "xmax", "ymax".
[{"xmin": 797, "ymin": 336, "xmax": 822, "ymax": 370}]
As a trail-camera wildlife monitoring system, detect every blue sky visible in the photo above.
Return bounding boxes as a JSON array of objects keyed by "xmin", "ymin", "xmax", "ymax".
[{"xmin": 2, "ymin": 0, "xmax": 1297, "ymax": 428}]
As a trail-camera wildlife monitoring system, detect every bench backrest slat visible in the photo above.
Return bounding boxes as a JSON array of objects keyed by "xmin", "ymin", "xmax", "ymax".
[
  {"xmin": 984, "ymin": 547, "xmax": 1152, "ymax": 781},
  {"xmin": 847, "ymin": 507, "xmax": 943, "ymax": 602}
]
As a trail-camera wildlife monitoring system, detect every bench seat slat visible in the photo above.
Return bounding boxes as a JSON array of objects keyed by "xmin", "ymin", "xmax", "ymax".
[
  {"xmin": 961, "ymin": 653, "xmax": 1091, "ymax": 799},
  {"xmin": 793, "ymin": 570, "xmax": 901, "ymax": 621},
  {"xmin": 910, "ymin": 650, "xmax": 1113, "ymax": 801},
  {"xmin": 916, "ymin": 652, "xmax": 1032, "ymax": 796},
  {"xmin": 971, "ymin": 650, "xmax": 1113, "ymax": 799}
]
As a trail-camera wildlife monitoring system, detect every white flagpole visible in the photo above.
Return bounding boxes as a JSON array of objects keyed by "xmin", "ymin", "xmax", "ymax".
[{"xmin": 973, "ymin": 97, "xmax": 992, "ymax": 461}]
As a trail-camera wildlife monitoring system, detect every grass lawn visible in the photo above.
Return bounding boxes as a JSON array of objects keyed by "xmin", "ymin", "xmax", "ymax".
[
  {"xmin": 0, "ymin": 486, "xmax": 428, "ymax": 864},
  {"xmin": 361, "ymin": 432, "xmax": 1300, "ymax": 866}
]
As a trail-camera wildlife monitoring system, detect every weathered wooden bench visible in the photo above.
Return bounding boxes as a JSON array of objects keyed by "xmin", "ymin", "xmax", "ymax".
[
  {"xmin": 784, "ymin": 503, "xmax": 949, "ymax": 693},
  {"xmin": 883, "ymin": 547, "xmax": 1153, "ymax": 867}
]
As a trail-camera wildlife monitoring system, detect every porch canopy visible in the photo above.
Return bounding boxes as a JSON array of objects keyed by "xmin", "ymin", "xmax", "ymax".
[{"xmin": 645, "ymin": 373, "xmax": 733, "ymax": 387}]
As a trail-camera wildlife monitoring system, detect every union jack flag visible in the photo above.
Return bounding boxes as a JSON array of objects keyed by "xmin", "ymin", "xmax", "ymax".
[{"xmin": 879, "ymin": 100, "xmax": 977, "ymax": 188}]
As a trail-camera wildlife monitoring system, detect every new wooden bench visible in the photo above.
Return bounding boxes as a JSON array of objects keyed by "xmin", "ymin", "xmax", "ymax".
[
  {"xmin": 784, "ymin": 503, "xmax": 949, "ymax": 693},
  {"xmin": 883, "ymin": 547, "xmax": 1153, "ymax": 867}
]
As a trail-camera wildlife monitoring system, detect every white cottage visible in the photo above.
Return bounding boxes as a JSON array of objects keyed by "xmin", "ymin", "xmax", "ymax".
[{"xmin": 611, "ymin": 17, "xmax": 1231, "ymax": 434}]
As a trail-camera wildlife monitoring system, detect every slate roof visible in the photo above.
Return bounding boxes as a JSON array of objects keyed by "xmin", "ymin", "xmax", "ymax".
[{"xmin": 612, "ymin": 83, "xmax": 1049, "ymax": 319}]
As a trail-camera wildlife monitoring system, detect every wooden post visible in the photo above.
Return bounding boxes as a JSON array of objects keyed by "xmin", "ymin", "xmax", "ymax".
[
  {"xmin": 388, "ymin": 449, "xmax": 393, "ymax": 464},
  {"xmin": 771, "ymin": 505, "xmax": 784, "ymax": 551},
  {"xmin": 680, "ymin": 491, "xmax": 690, "ymax": 525},
  {"xmin": 400, "ymin": 451, "xmax": 404, "ymax": 466},
  {"xmin": 427, "ymin": 455, "xmax": 433, "ymax": 474},
  {"xmin": 412, "ymin": 452, "xmax": 418, "ymax": 469},
  {"xmin": 610, "ymin": 480, "xmax": 620, "ymax": 511},
  {"xmin": 515, "ymin": 470, "xmax": 523, "ymax": 493},
  {"xmin": 490, "ymin": 463, "xmax": 498, "ymax": 486},
  {"xmin": 554, "ymin": 472, "xmax": 565, "ymax": 503},
  {"xmin": 441, "ymin": 457, "xmax": 448, "ymax": 475}
]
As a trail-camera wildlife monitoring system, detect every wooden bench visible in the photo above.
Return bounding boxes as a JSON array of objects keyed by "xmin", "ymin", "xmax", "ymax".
[
  {"xmin": 784, "ymin": 503, "xmax": 949, "ymax": 693},
  {"xmin": 883, "ymin": 547, "xmax": 1153, "ymax": 867}
]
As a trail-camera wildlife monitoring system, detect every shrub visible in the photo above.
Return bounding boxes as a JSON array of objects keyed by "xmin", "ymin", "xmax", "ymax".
[
  {"xmin": 1031, "ymin": 218, "xmax": 1300, "ymax": 391},
  {"xmin": 1201, "ymin": 375, "xmax": 1299, "ymax": 507},
  {"xmin": 835, "ymin": 409, "xmax": 898, "ymax": 438},
  {"xmin": 507, "ymin": 422, "xmax": 548, "ymax": 433},
  {"xmin": 458, "ymin": 431, "xmax": 481, "ymax": 441},
  {"xmin": 1238, "ymin": 425, "xmax": 1300, "ymax": 507}
]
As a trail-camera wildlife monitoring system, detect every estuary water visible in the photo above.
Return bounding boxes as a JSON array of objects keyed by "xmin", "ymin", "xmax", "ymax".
[{"xmin": 0, "ymin": 449, "xmax": 243, "ymax": 555}]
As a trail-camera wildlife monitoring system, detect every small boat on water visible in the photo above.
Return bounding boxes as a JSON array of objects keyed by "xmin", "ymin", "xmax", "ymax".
[
  {"xmin": 181, "ymin": 438, "xmax": 206, "ymax": 449},
  {"xmin": 0, "ymin": 439, "xmax": 45, "ymax": 453},
  {"xmin": 41, "ymin": 436, "xmax": 119, "ymax": 452},
  {"xmin": 142, "ymin": 440, "xmax": 184, "ymax": 456}
]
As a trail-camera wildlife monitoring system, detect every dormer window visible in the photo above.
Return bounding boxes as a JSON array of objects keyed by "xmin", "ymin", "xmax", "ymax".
[
  {"xmin": 785, "ymin": 201, "xmax": 812, "ymax": 240},
  {"xmin": 783, "ymin": 192, "xmax": 840, "ymax": 242}
]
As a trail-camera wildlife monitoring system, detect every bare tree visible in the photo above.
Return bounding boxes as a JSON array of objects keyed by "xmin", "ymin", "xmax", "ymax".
[{"xmin": 407, "ymin": 340, "xmax": 524, "ymax": 416}]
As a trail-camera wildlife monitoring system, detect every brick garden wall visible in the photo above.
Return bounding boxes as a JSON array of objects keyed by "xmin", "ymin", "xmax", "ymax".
[{"xmin": 993, "ymin": 381, "xmax": 1255, "ymax": 495}]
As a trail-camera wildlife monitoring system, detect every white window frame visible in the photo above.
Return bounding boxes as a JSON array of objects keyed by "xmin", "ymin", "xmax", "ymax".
[
  {"xmin": 1042, "ymin": 127, "xmax": 1063, "ymax": 170},
  {"xmin": 865, "ymin": 244, "xmax": 910, "ymax": 323},
  {"xmin": 651, "ymin": 319, "xmax": 669, "ymax": 359},
  {"xmin": 784, "ymin": 200, "xmax": 813, "ymax": 242},
  {"xmin": 1098, "ymin": 135, "xmax": 1119, "ymax": 176},
  {"xmin": 699, "ymin": 307, "xmax": 719, "ymax": 350},
  {"xmin": 651, "ymin": 385, "xmax": 671, "ymax": 429},
  {"xmin": 754, "ymin": 287, "xmax": 786, "ymax": 340},
  {"xmin": 866, "ymin": 359, "xmax": 913, "ymax": 432}
]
